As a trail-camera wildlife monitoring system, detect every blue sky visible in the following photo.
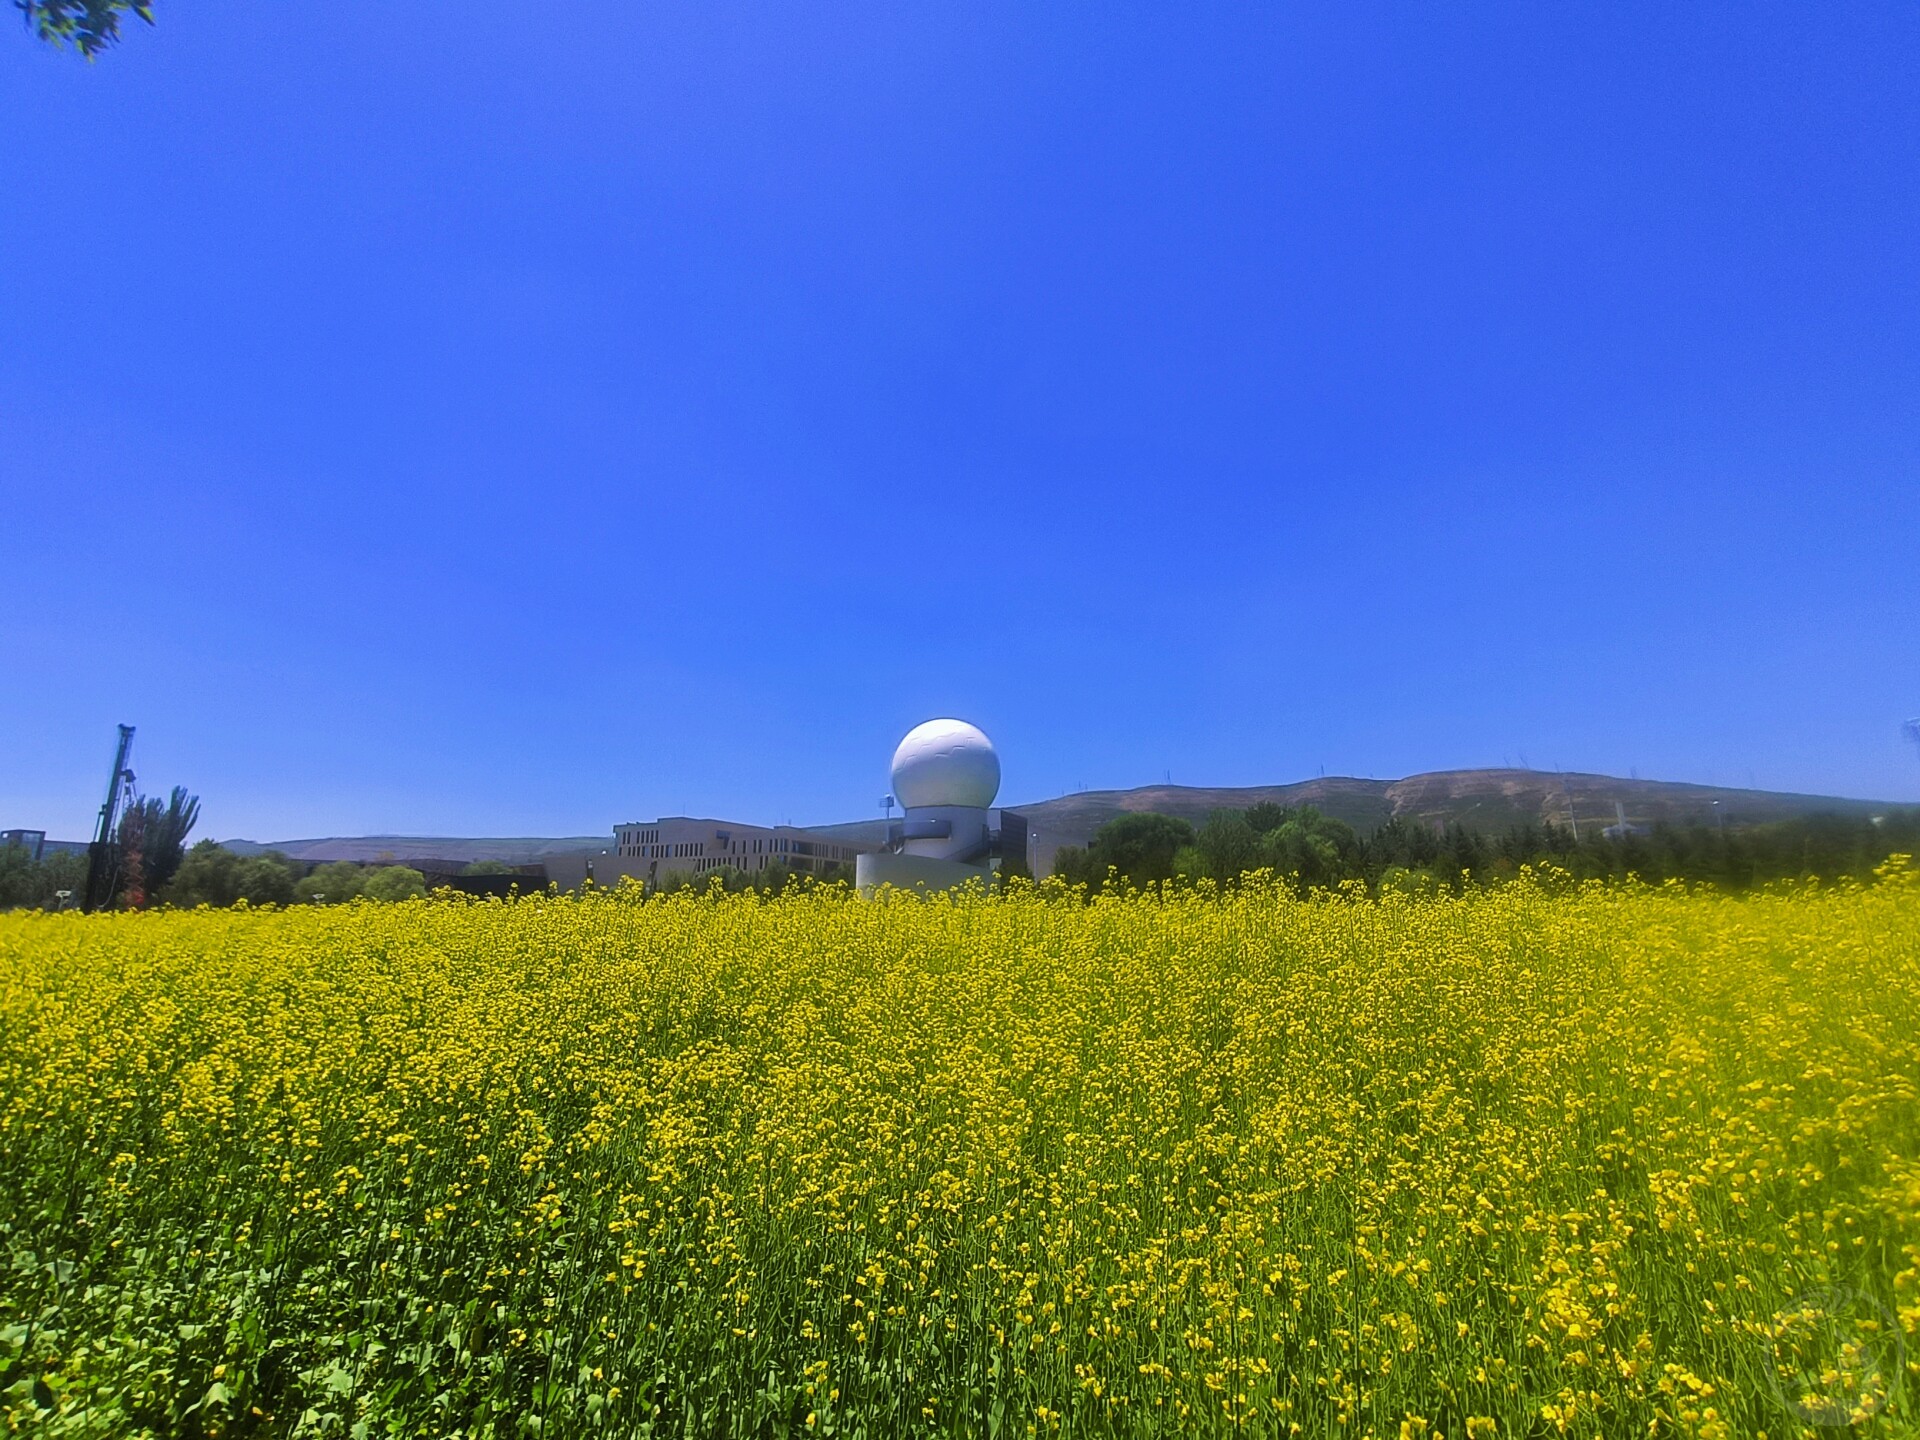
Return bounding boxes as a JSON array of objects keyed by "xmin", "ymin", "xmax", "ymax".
[{"xmin": 3, "ymin": 1, "xmax": 1917, "ymax": 840}]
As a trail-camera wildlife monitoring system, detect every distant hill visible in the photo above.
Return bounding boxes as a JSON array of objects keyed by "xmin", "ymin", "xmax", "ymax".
[
  {"xmin": 220, "ymin": 771, "xmax": 1910, "ymax": 871},
  {"xmin": 1019, "ymin": 771, "xmax": 1900, "ymax": 851},
  {"xmin": 814, "ymin": 769, "xmax": 1907, "ymax": 857},
  {"xmin": 218, "ymin": 835, "xmax": 607, "ymax": 865}
]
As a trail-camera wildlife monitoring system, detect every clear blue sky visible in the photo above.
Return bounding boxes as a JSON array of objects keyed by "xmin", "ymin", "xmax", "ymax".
[{"xmin": 4, "ymin": 1, "xmax": 1917, "ymax": 841}]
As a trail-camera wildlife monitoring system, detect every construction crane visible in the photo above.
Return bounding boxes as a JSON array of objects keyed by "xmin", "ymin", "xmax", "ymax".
[{"xmin": 82, "ymin": 725, "xmax": 136, "ymax": 913}]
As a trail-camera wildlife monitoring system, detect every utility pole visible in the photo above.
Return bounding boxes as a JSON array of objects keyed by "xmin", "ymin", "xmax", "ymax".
[{"xmin": 83, "ymin": 725, "xmax": 136, "ymax": 913}]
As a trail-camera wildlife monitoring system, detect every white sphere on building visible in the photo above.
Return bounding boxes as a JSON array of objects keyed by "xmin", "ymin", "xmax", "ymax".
[{"xmin": 890, "ymin": 719, "xmax": 1001, "ymax": 810}]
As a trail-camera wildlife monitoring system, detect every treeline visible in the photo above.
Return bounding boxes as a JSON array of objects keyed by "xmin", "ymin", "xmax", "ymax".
[
  {"xmin": 1053, "ymin": 804, "xmax": 1920, "ymax": 895},
  {"xmin": 2, "ymin": 837, "xmax": 846, "ymax": 912},
  {"xmin": 0, "ymin": 846, "xmax": 90, "ymax": 910},
  {"xmin": 0, "ymin": 783, "xmax": 201, "ymax": 910},
  {"xmin": 163, "ymin": 845, "xmax": 548, "ymax": 906},
  {"xmin": 0, "ymin": 840, "xmax": 514, "ymax": 911},
  {"xmin": 163, "ymin": 844, "xmax": 443, "ymax": 906},
  {"xmin": 15, "ymin": 809, "xmax": 1916, "ymax": 912}
]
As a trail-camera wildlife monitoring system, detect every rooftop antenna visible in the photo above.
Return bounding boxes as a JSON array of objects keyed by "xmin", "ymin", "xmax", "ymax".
[{"xmin": 83, "ymin": 724, "xmax": 136, "ymax": 913}]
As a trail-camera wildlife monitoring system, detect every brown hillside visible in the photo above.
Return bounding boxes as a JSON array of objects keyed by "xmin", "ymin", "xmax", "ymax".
[{"xmin": 804, "ymin": 770, "xmax": 1898, "ymax": 859}]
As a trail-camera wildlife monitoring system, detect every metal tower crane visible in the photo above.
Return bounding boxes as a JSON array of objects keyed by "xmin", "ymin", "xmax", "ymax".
[{"xmin": 82, "ymin": 725, "xmax": 136, "ymax": 913}]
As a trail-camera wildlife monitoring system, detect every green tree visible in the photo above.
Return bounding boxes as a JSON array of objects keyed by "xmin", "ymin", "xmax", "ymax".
[
  {"xmin": 0, "ymin": 843, "xmax": 86, "ymax": 909},
  {"xmin": 1084, "ymin": 813, "xmax": 1195, "ymax": 890},
  {"xmin": 18, "ymin": 0, "xmax": 151, "ymax": 57},
  {"xmin": 164, "ymin": 841, "xmax": 240, "ymax": 907},
  {"xmin": 117, "ymin": 786, "xmax": 199, "ymax": 900},
  {"xmin": 114, "ymin": 802, "xmax": 149, "ymax": 906},
  {"xmin": 42, "ymin": 850, "xmax": 87, "ymax": 906},
  {"xmin": 362, "ymin": 866, "xmax": 427, "ymax": 902},
  {"xmin": 1260, "ymin": 806, "xmax": 1357, "ymax": 893},
  {"xmin": 163, "ymin": 843, "xmax": 295, "ymax": 907},
  {"xmin": 1243, "ymin": 802, "xmax": 1291, "ymax": 835},
  {"xmin": 303, "ymin": 861, "xmax": 366, "ymax": 905},
  {"xmin": 461, "ymin": 861, "xmax": 513, "ymax": 876},
  {"xmin": 1193, "ymin": 809, "xmax": 1261, "ymax": 883},
  {"xmin": 236, "ymin": 854, "xmax": 297, "ymax": 906},
  {"xmin": 1048, "ymin": 845, "xmax": 1093, "ymax": 887},
  {"xmin": 0, "ymin": 844, "xmax": 33, "ymax": 908}
]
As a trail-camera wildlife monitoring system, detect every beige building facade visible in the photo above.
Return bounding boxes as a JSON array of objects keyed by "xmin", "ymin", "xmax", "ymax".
[{"xmin": 544, "ymin": 817, "xmax": 870, "ymax": 890}]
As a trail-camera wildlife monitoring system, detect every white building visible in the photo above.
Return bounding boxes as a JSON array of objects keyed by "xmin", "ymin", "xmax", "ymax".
[
  {"xmin": 545, "ymin": 816, "xmax": 869, "ymax": 890},
  {"xmin": 613, "ymin": 818, "xmax": 864, "ymax": 875},
  {"xmin": 857, "ymin": 719, "xmax": 1022, "ymax": 893}
]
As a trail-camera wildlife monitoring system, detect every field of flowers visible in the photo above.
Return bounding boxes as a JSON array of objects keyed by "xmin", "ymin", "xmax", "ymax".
[{"xmin": 2, "ymin": 871, "xmax": 1917, "ymax": 1438}]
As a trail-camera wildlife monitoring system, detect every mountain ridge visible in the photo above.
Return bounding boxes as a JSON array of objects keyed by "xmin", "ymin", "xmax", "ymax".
[
  {"xmin": 994, "ymin": 769, "xmax": 1899, "ymax": 855},
  {"xmin": 217, "ymin": 835, "xmax": 608, "ymax": 865},
  {"xmin": 216, "ymin": 769, "xmax": 1911, "ymax": 866}
]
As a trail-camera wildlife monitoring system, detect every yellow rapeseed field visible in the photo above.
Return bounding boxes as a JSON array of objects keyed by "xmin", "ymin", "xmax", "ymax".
[{"xmin": 2, "ymin": 869, "xmax": 1918, "ymax": 1438}]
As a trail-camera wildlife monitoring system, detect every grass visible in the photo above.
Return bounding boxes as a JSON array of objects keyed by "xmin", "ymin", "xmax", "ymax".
[{"xmin": 2, "ymin": 868, "xmax": 1917, "ymax": 1437}]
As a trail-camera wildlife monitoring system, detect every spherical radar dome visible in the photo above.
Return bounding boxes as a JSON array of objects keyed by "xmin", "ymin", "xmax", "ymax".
[{"xmin": 890, "ymin": 719, "xmax": 1001, "ymax": 810}]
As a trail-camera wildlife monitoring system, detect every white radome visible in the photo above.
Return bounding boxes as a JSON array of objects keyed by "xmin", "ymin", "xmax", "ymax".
[{"xmin": 890, "ymin": 719, "xmax": 1001, "ymax": 811}]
